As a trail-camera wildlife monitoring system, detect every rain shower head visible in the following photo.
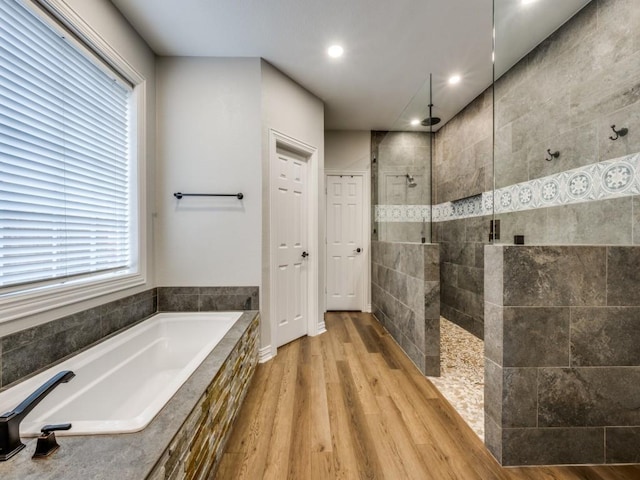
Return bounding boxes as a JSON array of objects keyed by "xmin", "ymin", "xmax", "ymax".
[
  {"xmin": 406, "ymin": 174, "xmax": 417, "ymax": 187},
  {"xmin": 421, "ymin": 102, "xmax": 441, "ymax": 127},
  {"xmin": 421, "ymin": 116, "xmax": 441, "ymax": 127}
]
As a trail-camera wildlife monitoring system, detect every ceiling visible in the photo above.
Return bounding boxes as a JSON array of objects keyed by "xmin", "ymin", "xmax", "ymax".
[{"xmin": 110, "ymin": 0, "xmax": 590, "ymax": 131}]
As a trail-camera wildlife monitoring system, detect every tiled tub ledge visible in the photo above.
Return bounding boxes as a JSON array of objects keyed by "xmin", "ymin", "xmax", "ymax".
[{"xmin": 0, "ymin": 311, "xmax": 259, "ymax": 480}]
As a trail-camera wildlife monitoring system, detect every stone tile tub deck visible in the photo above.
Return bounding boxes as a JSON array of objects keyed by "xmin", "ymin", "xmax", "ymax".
[{"xmin": 0, "ymin": 311, "xmax": 259, "ymax": 480}]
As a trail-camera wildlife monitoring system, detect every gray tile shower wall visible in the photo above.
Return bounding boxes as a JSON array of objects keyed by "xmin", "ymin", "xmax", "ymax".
[
  {"xmin": 0, "ymin": 286, "xmax": 259, "ymax": 390},
  {"xmin": 485, "ymin": 245, "xmax": 640, "ymax": 466},
  {"xmin": 371, "ymin": 241, "xmax": 440, "ymax": 375},
  {"xmin": 433, "ymin": 216, "xmax": 485, "ymax": 339},
  {"xmin": 433, "ymin": 0, "xmax": 640, "ymax": 337}
]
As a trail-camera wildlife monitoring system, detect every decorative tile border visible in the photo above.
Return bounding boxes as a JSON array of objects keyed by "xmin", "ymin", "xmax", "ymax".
[
  {"xmin": 493, "ymin": 153, "xmax": 640, "ymax": 215},
  {"xmin": 374, "ymin": 204, "xmax": 431, "ymax": 222},
  {"xmin": 375, "ymin": 153, "xmax": 640, "ymax": 223}
]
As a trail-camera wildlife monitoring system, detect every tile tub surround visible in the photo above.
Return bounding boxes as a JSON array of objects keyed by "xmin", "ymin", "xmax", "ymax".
[
  {"xmin": 0, "ymin": 286, "xmax": 258, "ymax": 390},
  {"xmin": 158, "ymin": 286, "xmax": 259, "ymax": 312},
  {"xmin": 485, "ymin": 245, "xmax": 640, "ymax": 466},
  {"xmin": 371, "ymin": 241, "xmax": 440, "ymax": 375},
  {"xmin": 0, "ymin": 311, "xmax": 259, "ymax": 480},
  {"xmin": 0, "ymin": 288, "xmax": 158, "ymax": 389}
]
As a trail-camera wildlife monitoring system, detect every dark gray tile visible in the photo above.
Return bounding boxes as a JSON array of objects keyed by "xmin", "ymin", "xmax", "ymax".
[
  {"xmin": 399, "ymin": 334, "xmax": 426, "ymax": 374},
  {"xmin": 484, "ymin": 358, "xmax": 503, "ymax": 426},
  {"xmin": 606, "ymin": 427, "xmax": 640, "ymax": 463},
  {"xmin": 484, "ymin": 415, "xmax": 502, "ymax": 464},
  {"xmin": 403, "ymin": 277, "xmax": 425, "ymax": 317},
  {"xmin": 538, "ymin": 367, "xmax": 640, "ymax": 427},
  {"xmin": 607, "ymin": 247, "xmax": 640, "ymax": 306},
  {"xmin": 423, "ymin": 244, "xmax": 439, "ymax": 281},
  {"xmin": 545, "ymin": 198, "xmax": 633, "ymax": 245},
  {"xmin": 424, "ymin": 355, "xmax": 439, "ymax": 377},
  {"xmin": 503, "ymin": 246, "xmax": 606, "ymax": 306},
  {"xmin": 502, "ymin": 427, "xmax": 604, "ymax": 466},
  {"xmin": 484, "ymin": 302, "xmax": 503, "ymax": 366},
  {"xmin": 496, "ymin": 209, "xmax": 548, "ymax": 246},
  {"xmin": 424, "ymin": 316, "xmax": 440, "ymax": 357},
  {"xmin": 484, "ymin": 245, "xmax": 504, "ymax": 306},
  {"xmin": 424, "ymin": 281, "xmax": 440, "ymax": 320},
  {"xmin": 440, "ymin": 262, "xmax": 458, "ymax": 288},
  {"xmin": 503, "ymin": 307, "xmax": 570, "ymax": 367},
  {"xmin": 157, "ymin": 293, "xmax": 198, "ymax": 312},
  {"xmin": 458, "ymin": 266, "xmax": 483, "ymax": 295},
  {"xmin": 571, "ymin": 307, "xmax": 640, "ymax": 366},
  {"xmin": 199, "ymin": 294, "xmax": 253, "ymax": 311},
  {"xmin": 503, "ymin": 368, "xmax": 538, "ymax": 428}
]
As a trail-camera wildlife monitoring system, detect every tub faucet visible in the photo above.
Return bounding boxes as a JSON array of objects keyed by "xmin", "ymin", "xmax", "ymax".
[{"xmin": 0, "ymin": 370, "xmax": 75, "ymax": 461}]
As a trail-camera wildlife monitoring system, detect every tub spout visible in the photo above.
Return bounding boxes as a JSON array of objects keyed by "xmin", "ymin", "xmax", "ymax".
[{"xmin": 0, "ymin": 370, "xmax": 75, "ymax": 461}]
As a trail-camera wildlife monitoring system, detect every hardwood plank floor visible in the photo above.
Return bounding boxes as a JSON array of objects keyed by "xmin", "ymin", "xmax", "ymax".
[{"xmin": 215, "ymin": 312, "xmax": 640, "ymax": 480}]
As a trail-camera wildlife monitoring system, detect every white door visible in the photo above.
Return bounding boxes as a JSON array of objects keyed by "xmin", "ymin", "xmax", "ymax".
[
  {"xmin": 274, "ymin": 148, "xmax": 309, "ymax": 347},
  {"xmin": 326, "ymin": 175, "xmax": 364, "ymax": 311}
]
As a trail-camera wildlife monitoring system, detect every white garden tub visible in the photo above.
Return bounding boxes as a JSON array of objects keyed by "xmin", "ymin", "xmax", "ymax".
[{"xmin": 0, "ymin": 312, "xmax": 241, "ymax": 436}]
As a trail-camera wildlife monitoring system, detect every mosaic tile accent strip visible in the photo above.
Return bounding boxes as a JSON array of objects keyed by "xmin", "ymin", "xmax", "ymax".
[
  {"xmin": 374, "ymin": 204, "xmax": 431, "ymax": 222},
  {"xmin": 494, "ymin": 153, "xmax": 639, "ymax": 214},
  {"xmin": 375, "ymin": 153, "xmax": 640, "ymax": 223}
]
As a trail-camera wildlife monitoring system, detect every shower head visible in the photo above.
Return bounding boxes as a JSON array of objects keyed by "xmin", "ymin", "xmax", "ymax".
[
  {"xmin": 421, "ymin": 116, "xmax": 441, "ymax": 127},
  {"xmin": 406, "ymin": 174, "xmax": 417, "ymax": 188},
  {"xmin": 422, "ymin": 102, "xmax": 441, "ymax": 127}
]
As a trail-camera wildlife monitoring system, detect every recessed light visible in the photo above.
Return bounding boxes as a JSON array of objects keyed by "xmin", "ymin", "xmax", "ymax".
[
  {"xmin": 521, "ymin": 0, "xmax": 537, "ymax": 5},
  {"xmin": 410, "ymin": 119, "xmax": 420, "ymax": 126},
  {"xmin": 448, "ymin": 74, "xmax": 461, "ymax": 85},
  {"xmin": 327, "ymin": 45, "xmax": 344, "ymax": 58}
]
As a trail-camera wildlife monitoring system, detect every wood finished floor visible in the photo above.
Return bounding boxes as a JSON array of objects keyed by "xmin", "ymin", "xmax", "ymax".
[{"xmin": 215, "ymin": 312, "xmax": 640, "ymax": 480}]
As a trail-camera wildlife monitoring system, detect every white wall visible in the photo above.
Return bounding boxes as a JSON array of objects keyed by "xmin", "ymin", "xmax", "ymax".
[
  {"xmin": 325, "ymin": 130, "xmax": 371, "ymax": 171},
  {"xmin": 155, "ymin": 57, "xmax": 262, "ymax": 286},
  {"xmin": 261, "ymin": 60, "xmax": 325, "ymax": 355},
  {"xmin": 1, "ymin": 0, "xmax": 157, "ymax": 337}
]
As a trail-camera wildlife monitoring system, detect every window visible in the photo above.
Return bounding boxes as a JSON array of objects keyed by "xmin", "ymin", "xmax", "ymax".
[{"xmin": 0, "ymin": 0, "xmax": 143, "ymax": 315}]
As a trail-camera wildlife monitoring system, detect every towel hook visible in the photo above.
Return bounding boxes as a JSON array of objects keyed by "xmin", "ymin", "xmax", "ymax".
[
  {"xmin": 545, "ymin": 149, "xmax": 560, "ymax": 162},
  {"xmin": 609, "ymin": 125, "xmax": 628, "ymax": 141}
]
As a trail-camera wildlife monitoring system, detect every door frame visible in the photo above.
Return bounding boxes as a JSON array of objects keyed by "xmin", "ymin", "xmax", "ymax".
[
  {"xmin": 268, "ymin": 129, "xmax": 321, "ymax": 359},
  {"xmin": 325, "ymin": 169, "xmax": 371, "ymax": 313}
]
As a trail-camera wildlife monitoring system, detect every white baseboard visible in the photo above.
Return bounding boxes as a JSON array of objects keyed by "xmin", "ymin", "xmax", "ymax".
[
  {"xmin": 258, "ymin": 345, "xmax": 275, "ymax": 363},
  {"xmin": 364, "ymin": 304, "xmax": 372, "ymax": 313}
]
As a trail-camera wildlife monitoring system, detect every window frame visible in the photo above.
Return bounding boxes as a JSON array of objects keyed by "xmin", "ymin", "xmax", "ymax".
[{"xmin": 0, "ymin": 0, "xmax": 148, "ymax": 324}]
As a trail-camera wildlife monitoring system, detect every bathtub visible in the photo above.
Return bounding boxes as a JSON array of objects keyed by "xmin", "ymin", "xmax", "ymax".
[{"xmin": 0, "ymin": 311, "xmax": 241, "ymax": 437}]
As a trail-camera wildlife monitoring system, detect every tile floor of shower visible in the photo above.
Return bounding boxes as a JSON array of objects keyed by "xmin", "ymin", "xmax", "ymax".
[{"xmin": 428, "ymin": 317, "xmax": 484, "ymax": 440}]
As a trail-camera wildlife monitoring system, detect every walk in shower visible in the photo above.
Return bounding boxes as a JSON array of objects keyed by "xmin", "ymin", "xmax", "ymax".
[
  {"xmin": 373, "ymin": 0, "xmax": 640, "ymax": 465},
  {"xmin": 486, "ymin": 0, "xmax": 640, "ymax": 466}
]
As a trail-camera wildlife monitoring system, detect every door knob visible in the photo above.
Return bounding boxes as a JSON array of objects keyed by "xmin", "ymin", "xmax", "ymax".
[
  {"xmin": 301, "ymin": 251, "xmax": 309, "ymax": 258},
  {"xmin": 355, "ymin": 247, "xmax": 362, "ymax": 253}
]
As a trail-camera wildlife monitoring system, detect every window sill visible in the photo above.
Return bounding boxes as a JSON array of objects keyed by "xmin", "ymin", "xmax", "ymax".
[{"xmin": 0, "ymin": 271, "xmax": 146, "ymax": 327}]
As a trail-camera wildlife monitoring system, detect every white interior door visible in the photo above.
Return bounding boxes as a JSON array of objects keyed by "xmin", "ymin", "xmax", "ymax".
[
  {"xmin": 274, "ymin": 148, "xmax": 309, "ymax": 347},
  {"xmin": 326, "ymin": 175, "xmax": 364, "ymax": 311}
]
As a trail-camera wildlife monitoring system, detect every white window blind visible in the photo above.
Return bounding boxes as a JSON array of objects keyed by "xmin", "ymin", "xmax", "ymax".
[{"xmin": 0, "ymin": 0, "xmax": 133, "ymax": 289}]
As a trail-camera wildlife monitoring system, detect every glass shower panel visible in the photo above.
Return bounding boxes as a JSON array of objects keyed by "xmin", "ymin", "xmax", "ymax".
[
  {"xmin": 372, "ymin": 75, "xmax": 433, "ymax": 244},
  {"xmin": 493, "ymin": 0, "xmax": 638, "ymax": 246}
]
